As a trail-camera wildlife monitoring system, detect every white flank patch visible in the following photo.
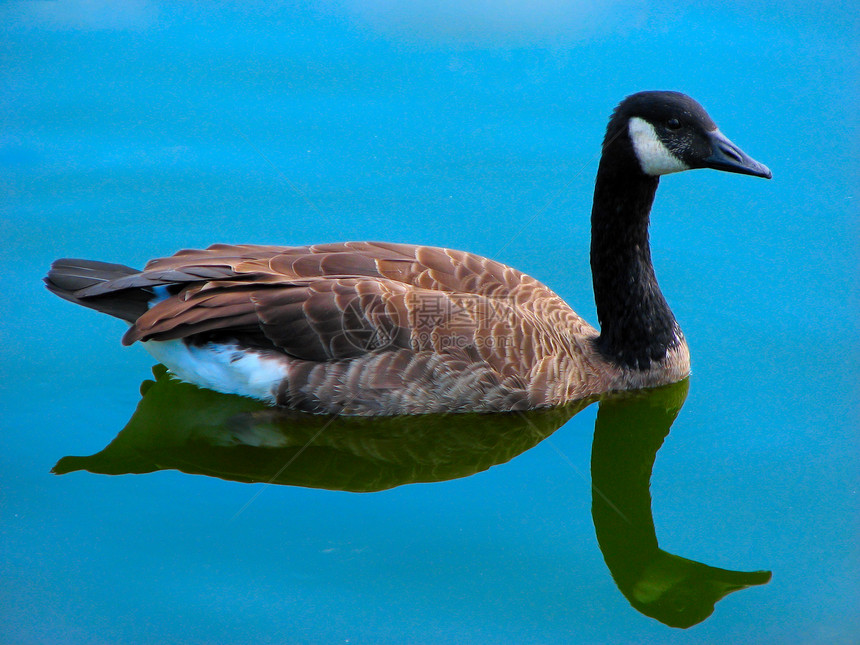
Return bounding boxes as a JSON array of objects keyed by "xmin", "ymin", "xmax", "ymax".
[
  {"xmin": 142, "ymin": 339, "xmax": 287, "ymax": 403},
  {"xmin": 628, "ymin": 116, "xmax": 690, "ymax": 176}
]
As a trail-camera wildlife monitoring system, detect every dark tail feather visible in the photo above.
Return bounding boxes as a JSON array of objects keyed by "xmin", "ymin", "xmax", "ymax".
[{"xmin": 45, "ymin": 258, "xmax": 152, "ymax": 322}]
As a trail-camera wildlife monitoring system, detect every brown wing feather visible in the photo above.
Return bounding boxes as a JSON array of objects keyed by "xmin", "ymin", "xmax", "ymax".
[{"xmin": 87, "ymin": 242, "xmax": 594, "ymax": 381}]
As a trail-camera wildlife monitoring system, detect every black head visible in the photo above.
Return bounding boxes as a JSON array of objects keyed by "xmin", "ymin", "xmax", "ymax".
[{"xmin": 605, "ymin": 91, "xmax": 771, "ymax": 179}]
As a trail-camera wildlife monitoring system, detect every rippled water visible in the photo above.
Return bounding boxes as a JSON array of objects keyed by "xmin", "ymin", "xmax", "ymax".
[{"xmin": 2, "ymin": 3, "xmax": 857, "ymax": 644}]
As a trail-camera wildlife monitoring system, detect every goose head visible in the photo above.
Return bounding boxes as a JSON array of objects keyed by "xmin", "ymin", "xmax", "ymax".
[{"xmin": 605, "ymin": 91, "xmax": 772, "ymax": 179}]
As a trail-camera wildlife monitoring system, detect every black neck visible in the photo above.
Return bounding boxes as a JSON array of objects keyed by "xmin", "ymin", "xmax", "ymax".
[{"xmin": 590, "ymin": 155, "xmax": 680, "ymax": 370}]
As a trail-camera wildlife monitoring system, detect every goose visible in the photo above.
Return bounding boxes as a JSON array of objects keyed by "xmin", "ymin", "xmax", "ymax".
[{"xmin": 45, "ymin": 91, "xmax": 771, "ymax": 415}]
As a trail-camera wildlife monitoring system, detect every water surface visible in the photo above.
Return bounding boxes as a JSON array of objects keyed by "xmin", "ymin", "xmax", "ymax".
[{"xmin": 2, "ymin": 2, "xmax": 857, "ymax": 643}]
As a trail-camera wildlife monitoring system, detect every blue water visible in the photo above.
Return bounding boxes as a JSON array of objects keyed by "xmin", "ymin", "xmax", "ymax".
[{"xmin": 2, "ymin": 2, "xmax": 857, "ymax": 643}]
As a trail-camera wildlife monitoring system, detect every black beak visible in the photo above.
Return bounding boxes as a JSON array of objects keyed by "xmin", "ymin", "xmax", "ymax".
[{"xmin": 704, "ymin": 130, "xmax": 772, "ymax": 179}]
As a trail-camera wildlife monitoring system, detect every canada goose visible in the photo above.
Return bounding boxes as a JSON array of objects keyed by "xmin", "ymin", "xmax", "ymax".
[{"xmin": 45, "ymin": 91, "xmax": 771, "ymax": 415}]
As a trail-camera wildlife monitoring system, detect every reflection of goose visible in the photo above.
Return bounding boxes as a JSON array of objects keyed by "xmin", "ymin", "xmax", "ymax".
[
  {"xmin": 591, "ymin": 380, "xmax": 771, "ymax": 628},
  {"xmin": 54, "ymin": 365, "xmax": 589, "ymax": 491},
  {"xmin": 45, "ymin": 92, "xmax": 770, "ymax": 415},
  {"xmin": 56, "ymin": 368, "xmax": 771, "ymax": 627}
]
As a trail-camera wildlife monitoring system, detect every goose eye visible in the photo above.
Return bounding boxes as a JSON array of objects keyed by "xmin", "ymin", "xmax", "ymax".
[{"xmin": 666, "ymin": 118, "xmax": 682, "ymax": 130}]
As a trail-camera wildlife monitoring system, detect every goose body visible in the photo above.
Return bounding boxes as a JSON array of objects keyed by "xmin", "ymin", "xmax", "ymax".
[{"xmin": 45, "ymin": 91, "xmax": 770, "ymax": 415}]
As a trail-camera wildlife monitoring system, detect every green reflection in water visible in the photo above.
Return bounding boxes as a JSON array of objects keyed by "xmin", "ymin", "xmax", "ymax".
[
  {"xmin": 590, "ymin": 381, "xmax": 771, "ymax": 628},
  {"xmin": 55, "ymin": 365, "xmax": 589, "ymax": 491},
  {"xmin": 55, "ymin": 365, "xmax": 770, "ymax": 627}
]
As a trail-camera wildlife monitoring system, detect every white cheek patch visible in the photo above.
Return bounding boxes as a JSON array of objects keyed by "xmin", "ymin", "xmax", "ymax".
[{"xmin": 628, "ymin": 117, "xmax": 690, "ymax": 176}]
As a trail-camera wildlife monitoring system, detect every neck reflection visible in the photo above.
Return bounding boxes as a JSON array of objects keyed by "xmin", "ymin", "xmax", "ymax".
[{"xmin": 591, "ymin": 380, "xmax": 771, "ymax": 628}]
